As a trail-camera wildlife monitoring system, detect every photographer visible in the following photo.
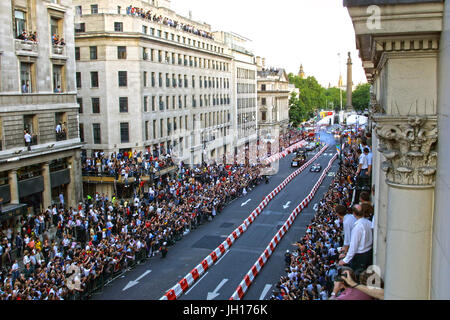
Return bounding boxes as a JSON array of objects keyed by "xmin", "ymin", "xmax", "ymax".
[
  {"xmin": 338, "ymin": 268, "xmax": 384, "ymax": 300},
  {"xmin": 329, "ymin": 267, "xmax": 373, "ymax": 300}
]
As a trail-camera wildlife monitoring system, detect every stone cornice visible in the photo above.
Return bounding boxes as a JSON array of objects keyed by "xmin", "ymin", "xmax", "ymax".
[
  {"xmin": 373, "ymin": 114, "xmax": 437, "ymax": 186},
  {"xmin": 346, "ymin": 1, "xmax": 444, "ymax": 81}
]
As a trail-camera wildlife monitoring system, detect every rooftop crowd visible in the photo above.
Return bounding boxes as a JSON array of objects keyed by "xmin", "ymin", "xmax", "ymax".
[
  {"xmin": 270, "ymin": 126, "xmax": 384, "ymax": 300},
  {"xmin": 126, "ymin": 5, "xmax": 214, "ymax": 40}
]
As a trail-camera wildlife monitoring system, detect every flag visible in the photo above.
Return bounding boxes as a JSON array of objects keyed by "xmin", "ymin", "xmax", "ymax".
[{"xmin": 336, "ymin": 144, "xmax": 341, "ymax": 154}]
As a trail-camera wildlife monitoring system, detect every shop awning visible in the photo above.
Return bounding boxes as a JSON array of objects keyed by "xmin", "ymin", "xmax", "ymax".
[{"xmin": 0, "ymin": 203, "xmax": 28, "ymax": 222}]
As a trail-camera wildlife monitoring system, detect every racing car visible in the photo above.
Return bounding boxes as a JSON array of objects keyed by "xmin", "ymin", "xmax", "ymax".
[
  {"xmin": 291, "ymin": 153, "xmax": 307, "ymax": 167},
  {"xmin": 310, "ymin": 163, "xmax": 322, "ymax": 172}
]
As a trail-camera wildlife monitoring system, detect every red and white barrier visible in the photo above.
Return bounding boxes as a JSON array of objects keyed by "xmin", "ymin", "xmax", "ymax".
[
  {"xmin": 229, "ymin": 153, "xmax": 338, "ymax": 300},
  {"xmin": 262, "ymin": 140, "xmax": 309, "ymax": 164},
  {"xmin": 160, "ymin": 145, "xmax": 330, "ymax": 300}
]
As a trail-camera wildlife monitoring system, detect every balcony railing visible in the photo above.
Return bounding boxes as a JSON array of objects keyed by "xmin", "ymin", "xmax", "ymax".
[
  {"xmin": 56, "ymin": 132, "xmax": 67, "ymax": 141},
  {"xmin": 52, "ymin": 44, "xmax": 66, "ymax": 57},
  {"xmin": 14, "ymin": 40, "xmax": 38, "ymax": 56},
  {"xmin": 0, "ymin": 93, "xmax": 76, "ymax": 107}
]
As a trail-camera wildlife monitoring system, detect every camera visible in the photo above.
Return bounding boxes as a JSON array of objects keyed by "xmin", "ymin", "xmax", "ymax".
[{"xmin": 334, "ymin": 266, "xmax": 354, "ymax": 282}]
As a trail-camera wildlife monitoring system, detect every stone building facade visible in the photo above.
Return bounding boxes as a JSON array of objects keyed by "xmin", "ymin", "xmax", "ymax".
[
  {"xmin": 344, "ymin": 0, "xmax": 450, "ymax": 299},
  {"xmin": 256, "ymin": 59, "xmax": 290, "ymax": 156},
  {"xmin": 0, "ymin": 0, "xmax": 83, "ymax": 220},
  {"xmin": 74, "ymin": 0, "xmax": 245, "ymax": 165}
]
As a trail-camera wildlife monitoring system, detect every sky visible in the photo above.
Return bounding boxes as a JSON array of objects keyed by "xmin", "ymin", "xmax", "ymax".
[{"xmin": 170, "ymin": 0, "xmax": 367, "ymax": 88}]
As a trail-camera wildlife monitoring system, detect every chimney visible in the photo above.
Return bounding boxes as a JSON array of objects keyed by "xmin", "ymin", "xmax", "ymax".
[
  {"xmin": 189, "ymin": 11, "xmax": 192, "ymax": 20},
  {"xmin": 262, "ymin": 58, "xmax": 266, "ymax": 68},
  {"xmin": 256, "ymin": 56, "xmax": 261, "ymax": 66}
]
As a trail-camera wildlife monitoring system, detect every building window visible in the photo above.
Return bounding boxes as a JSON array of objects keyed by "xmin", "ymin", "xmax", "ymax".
[
  {"xmin": 143, "ymin": 71, "xmax": 147, "ymax": 87},
  {"xmin": 77, "ymin": 97, "xmax": 83, "ymax": 113},
  {"xmin": 14, "ymin": 10, "xmax": 27, "ymax": 39},
  {"xmin": 92, "ymin": 98, "xmax": 100, "ymax": 113},
  {"xmin": 75, "ymin": 22, "xmax": 85, "ymax": 33},
  {"xmin": 93, "ymin": 123, "xmax": 101, "ymax": 144},
  {"xmin": 159, "ymin": 96, "xmax": 164, "ymax": 110},
  {"xmin": 75, "ymin": 47, "xmax": 80, "ymax": 60},
  {"xmin": 120, "ymin": 123, "xmax": 129, "ymax": 143},
  {"xmin": 142, "ymin": 25, "xmax": 147, "ymax": 34},
  {"xmin": 119, "ymin": 97, "xmax": 128, "ymax": 113},
  {"xmin": 75, "ymin": 6, "xmax": 82, "ymax": 16},
  {"xmin": 261, "ymin": 111, "xmax": 267, "ymax": 121},
  {"xmin": 261, "ymin": 98, "xmax": 266, "ymax": 105},
  {"xmin": 52, "ymin": 65, "xmax": 63, "ymax": 93},
  {"xmin": 144, "ymin": 96, "xmax": 148, "ymax": 112},
  {"xmin": 145, "ymin": 121, "xmax": 149, "ymax": 140},
  {"xmin": 50, "ymin": 17, "xmax": 61, "ymax": 43},
  {"xmin": 79, "ymin": 123, "xmax": 84, "ymax": 142},
  {"xmin": 118, "ymin": 71, "xmax": 127, "ymax": 87},
  {"xmin": 91, "ymin": 4, "xmax": 98, "ymax": 14},
  {"xmin": 261, "ymin": 84, "xmax": 266, "ymax": 91},
  {"xmin": 76, "ymin": 72, "xmax": 82, "ymax": 88},
  {"xmin": 117, "ymin": 46, "xmax": 127, "ymax": 59},
  {"xmin": 90, "ymin": 46, "xmax": 97, "ymax": 60},
  {"xmin": 20, "ymin": 62, "xmax": 32, "ymax": 93},
  {"xmin": 90, "ymin": 71, "xmax": 99, "ymax": 88},
  {"xmin": 114, "ymin": 22, "xmax": 123, "ymax": 32}
]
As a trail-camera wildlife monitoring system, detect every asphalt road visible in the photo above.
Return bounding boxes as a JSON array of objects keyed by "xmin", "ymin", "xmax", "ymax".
[{"xmin": 93, "ymin": 131, "xmax": 337, "ymax": 300}]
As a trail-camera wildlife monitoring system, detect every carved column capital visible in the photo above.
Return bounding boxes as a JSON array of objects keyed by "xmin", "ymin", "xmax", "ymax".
[{"xmin": 373, "ymin": 115, "xmax": 438, "ymax": 187}]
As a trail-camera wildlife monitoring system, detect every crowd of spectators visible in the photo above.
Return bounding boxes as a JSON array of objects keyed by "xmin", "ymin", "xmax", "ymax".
[
  {"xmin": 51, "ymin": 34, "xmax": 65, "ymax": 46},
  {"xmin": 270, "ymin": 126, "xmax": 383, "ymax": 300},
  {"xmin": 17, "ymin": 31, "xmax": 37, "ymax": 42},
  {"xmin": 126, "ymin": 5, "xmax": 214, "ymax": 40},
  {"xmin": 0, "ymin": 160, "xmax": 265, "ymax": 300},
  {"xmin": 81, "ymin": 149, "xmax": 175, "ymax": 183}
]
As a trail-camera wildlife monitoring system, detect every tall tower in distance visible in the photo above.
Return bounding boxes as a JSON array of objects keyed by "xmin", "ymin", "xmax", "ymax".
[
  {"xmin": 298, "ymin": 64, "xmax": 305, "ymax": 79},
  {"xmin": 346, "ymin": 52, "xmax": 353, "ymax": 111}
]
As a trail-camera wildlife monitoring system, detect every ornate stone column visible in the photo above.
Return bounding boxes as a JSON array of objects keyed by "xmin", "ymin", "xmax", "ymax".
[
  {"xmin": 374, "ymin": 114, "xmax": 437, "ymax": 299},
  {"xmin": 8, "ymin": 170, "xmax": 19, "ymax": 204}
]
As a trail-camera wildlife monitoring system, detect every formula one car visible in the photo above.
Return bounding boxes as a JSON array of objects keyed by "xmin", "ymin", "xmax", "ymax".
[
  {"xmin": 291, "ymin": 153, "xmax": 307, "ymax": 167},
  {"xmin": 310, "ymin": 163, "xmax": 322, "ymax": 172},
  {"xmin": 305, "ymin": 142, "xmax": 317, "ymax": 151}
]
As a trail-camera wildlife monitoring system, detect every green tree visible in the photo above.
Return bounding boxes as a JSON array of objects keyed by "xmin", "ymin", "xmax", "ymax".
[
  {"xmin": 352, "ymin": 83, "xmax": 371, "ymax": 112},
  {"xmin": 324, "ymin": 87, "xmax": 346, "ymax": 112},
  {"xmin": 288, "ymin": 73, "xmax": 349, "ymax": 125}
]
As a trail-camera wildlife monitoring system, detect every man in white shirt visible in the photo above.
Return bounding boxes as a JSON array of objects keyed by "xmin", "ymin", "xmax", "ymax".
[
  {"xmin": 364, "ymin": 147, "xmax": 372, "ymax": 177},
  {"xmin": 339, "ymin": 204, "xmax": 373, "ymax": 272},
  {"xmin": 335, "ymin": 204, "xmax": 357, "ymax": 256},
  {"xmin": 24, "ymin": 130, "xmax": 32, "ymax": 151},
  {"xmin": 356, "ymin": 149, "xmax": 369, "ymax": 177}
]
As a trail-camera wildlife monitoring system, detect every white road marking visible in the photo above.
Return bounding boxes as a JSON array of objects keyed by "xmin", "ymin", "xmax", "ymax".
[
  {"xmin": 122, "ymin": 270, "xmax": 152, "ymax": 291},
  {"xmin": 207, "ymin": 278, "xmax": 229, "ymax": 300},
  {"xmin": 185, "ymin": 271, "xmax": 209, "ymax": 295},
  {"xmin": 259, "ymin": 284, "xmax": 272, "ymax": 300}
]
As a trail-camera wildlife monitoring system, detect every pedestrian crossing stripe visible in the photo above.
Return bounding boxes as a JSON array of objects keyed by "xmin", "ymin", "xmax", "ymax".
[{"xmin": 328, "ymin": 172, "xmax": 336, "ymax": 176}]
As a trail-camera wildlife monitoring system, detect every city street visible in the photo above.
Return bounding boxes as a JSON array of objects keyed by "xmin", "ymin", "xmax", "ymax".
[{"xmin": 93, "ymin": 132, "xmax": 337, "ymax": 300}]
